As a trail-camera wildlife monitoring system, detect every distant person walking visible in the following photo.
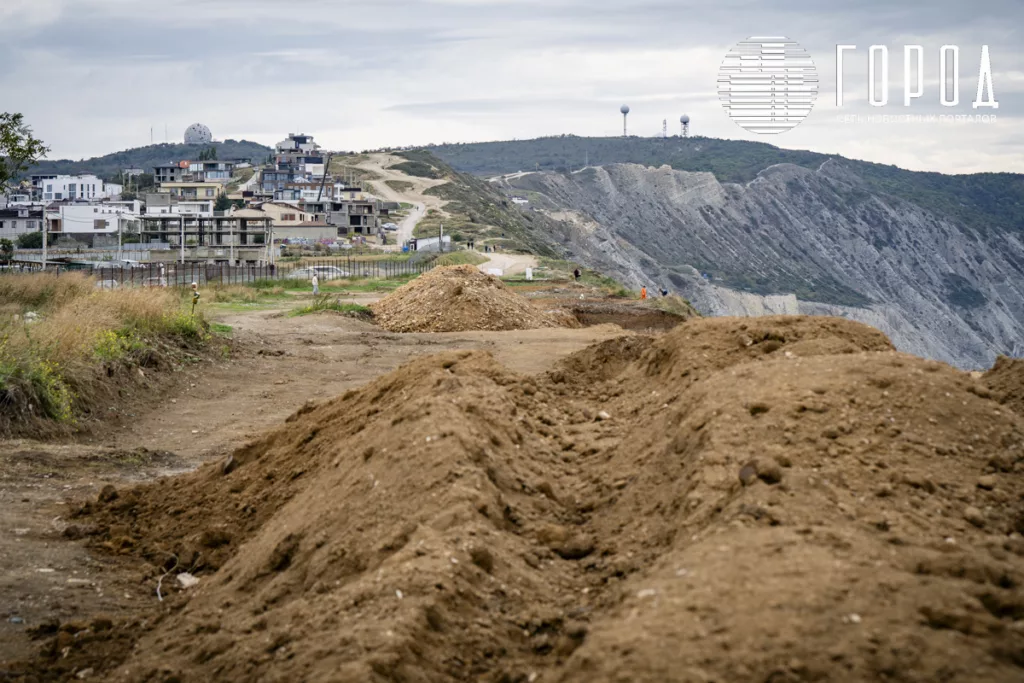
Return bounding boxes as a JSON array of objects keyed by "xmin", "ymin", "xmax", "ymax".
[
  {"xmin": 311, "ymin": 272, "xmax": 320, "ymax": 295},
  {"xmin": 640, "ymin": 286, "xmax": 647, "ymax": 300},
  {"xmin": 190, "ymin": 282, "xmax": 200, "ymax": 317},
  {"xmin": 573, "ymin": 267, "xmax": 581, "ymax": 282},
  {"xmin": 660, "ymin": 287, "xmax": 669, "ymax": 297}
]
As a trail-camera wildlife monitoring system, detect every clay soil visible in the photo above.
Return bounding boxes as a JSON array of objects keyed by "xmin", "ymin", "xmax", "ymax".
[
  {"xmin": 986, "ymin": 356, "xmax": 1024, "ymax": 416},
  {"xmin": 0, "ymin": 303, "xmax": 627, "ymax": 681},
  {"xmin": 372, "ymin": 266, "xmax": 572, "ymax": 333},
  {"xmin": 6, "ymin": 312, "xmax": 1024, "ymax": 683}
]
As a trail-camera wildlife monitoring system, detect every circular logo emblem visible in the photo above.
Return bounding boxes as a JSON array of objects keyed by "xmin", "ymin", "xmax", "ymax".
[{"xmin": 718, "ymin": 37, "xmax": 818, "ymax": 135}]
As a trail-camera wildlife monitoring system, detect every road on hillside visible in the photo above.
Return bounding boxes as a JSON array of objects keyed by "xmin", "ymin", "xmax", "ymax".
[
  {"xmin": 352, "ymin": 154, "xmax": 448, "ymax": 247},
  {"xmin": 240, "ymin": 167, "xmax": 262, "ymax": 192}
]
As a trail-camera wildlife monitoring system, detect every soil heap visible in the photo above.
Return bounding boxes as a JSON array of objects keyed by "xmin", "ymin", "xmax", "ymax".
[
  {"xmin": 31, "ymin": 316, "xmax": 1024, "ymax": 682},
  {"xmin": 986, "ymin": 355, "xmax": 1024, "ymax": 416},
  {"xmin": 372, "ymin": 265, "xmax": 570, "ymax": 332}
]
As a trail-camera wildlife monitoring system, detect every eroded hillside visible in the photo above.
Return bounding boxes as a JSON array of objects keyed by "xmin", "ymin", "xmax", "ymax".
[{"xmin": 499, "ymin": 161, "xmax": 1024, "ymax": 369}]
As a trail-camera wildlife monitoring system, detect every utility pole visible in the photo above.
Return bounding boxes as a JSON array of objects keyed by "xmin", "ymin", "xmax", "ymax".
[
  {"xmin": 41, "ymin": 209, "xmax": 47, "ymax": 271},
  {"xmin": 439, "ymin": 222, "xmax": 443, "ymax": 254},
  {"xmin": 180, "ymin": 216, "xmax": 185, "ymax": 264}
]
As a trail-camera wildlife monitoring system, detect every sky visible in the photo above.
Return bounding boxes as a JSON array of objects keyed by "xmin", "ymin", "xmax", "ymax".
[{"xmin": 1, "ymin": 0, "xmax": 1021, "ymax": 174}]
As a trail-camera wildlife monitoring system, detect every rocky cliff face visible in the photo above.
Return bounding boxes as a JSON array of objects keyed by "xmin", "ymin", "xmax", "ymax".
[{"xmin": 505, "ymin": 161, "xmax": 1024, "ymax": 369}]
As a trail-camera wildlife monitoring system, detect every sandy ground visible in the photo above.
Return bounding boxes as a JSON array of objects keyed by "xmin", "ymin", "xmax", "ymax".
[
  {"xmin": 0, "ymin": 307, "xmax": 627, "ymax": 662},
  {"xmin": 478, "ymin": 251, "xmax": 538, "ymax": 277}
]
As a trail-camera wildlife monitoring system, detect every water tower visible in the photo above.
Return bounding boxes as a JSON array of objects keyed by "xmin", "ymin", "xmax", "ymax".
[
  {"xmin": 620, "ymin": 105, "xmax": 630, "ymax": 137},
  {"xmin": 680, "ymin": 114, "xmax": 690, "ymax": 137}
]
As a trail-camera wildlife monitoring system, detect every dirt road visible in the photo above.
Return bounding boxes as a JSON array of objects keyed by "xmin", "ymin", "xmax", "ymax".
[
  {"xmin": 0, "ymin": 306, "xmax": 628, "ymax": 663},
  {"xmin": 352, "ymin": 154, "xmax": 448, "ymax": 246}
]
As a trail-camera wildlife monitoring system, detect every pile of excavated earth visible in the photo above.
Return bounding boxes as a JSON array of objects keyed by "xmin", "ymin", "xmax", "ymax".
[
  {"xmin": 21, "ymin": 316, "xmax": 1024, "ymax": 682},
  {"xmin": 986, "ymin": 356, "xmax": 1024, "ymax": 416},
  {"xmin": 372, "ymin": 265, "xmax": 572, "ymax": 332}
]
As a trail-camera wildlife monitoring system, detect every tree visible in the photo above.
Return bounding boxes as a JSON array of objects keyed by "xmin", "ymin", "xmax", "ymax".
[
  {"xmin": 0, "ymin": 238, "xmax": 13, "ymax": 262},
  {"xmin": 214, "ymin": 194, "xmax": 231, "ymax": 212},
  {"xmin": 16, "ymin": 231, "xmax": 44, "ymax": 249},
  {"xmin": 0, "ymin": 113, "xmax": 48, "ymax": 190}
]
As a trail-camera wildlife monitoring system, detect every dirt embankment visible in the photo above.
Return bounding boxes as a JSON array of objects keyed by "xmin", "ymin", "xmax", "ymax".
[
  {"xmin": 25, "ymin": 315, "xmax": 1024, "ymax": 683},
  {"xmin": 986, "ymin": 355, "xmax": 1024, "ymax": 417},
  {"xmin": 372, "ymin": 265, "xmax": 573, "ymax": 333}
]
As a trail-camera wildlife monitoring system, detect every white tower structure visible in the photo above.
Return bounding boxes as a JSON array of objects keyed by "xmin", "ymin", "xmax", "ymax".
[{"xmin": 620, "ymin": 105, "xmax": 630, "ymax": 137}]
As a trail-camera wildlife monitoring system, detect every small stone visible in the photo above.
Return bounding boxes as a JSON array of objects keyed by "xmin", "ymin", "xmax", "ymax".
[
  {"xmin": 596, "ymin": 411, "xmax": 611, "ymax": 422},
  {"xmin": 739, "ymin": 463, "xmax": 758, "ymax": 487},
  {"xmin": 395, "ymin": 589, "xmax": 404, "ymax": 599},
  {"xmin": 8, "ymin": 616, "xmax": 24, "ymax": 624},
  {"xmin": 988, "ymin": 453, "xmax": 1015, "ymax": 472},
  {"xmin": 977, "ymin": 475, "xmax": 997, "ymax": 491},
  {"xmin": 97, "ymin": 485, "xmax": 118, "ymax": 503},
  {"xmin": 756, "ymin": 459, "xmax": 783, "ymax": 485},
  {"xmin": 222, "ymin": 455, "xmax": 237, "ymax": 475},
  {"xmin": 76, "ymin": 668, "xmax": 94, "ymax": 679},
  {"xmin": 847, "ymin": 613, "xmax": 862, "ymax": 624},
  {"xmin": 964, "ymin": 506, "xmax": 986, "ymax": 528},
  {"xmin": 470, "ymin": 547, "xmax": 495, "ymax": 573},
  {"xmin": 191, "ymin": 429, "xmax": 199, "ymax": 435},
  {"xmin": 903, "ymin": 474, "xmax": 936, "ymax": 494},
  {"xmin": 636, "ymin": 589, "xmax": 657, "ymax": 599}
]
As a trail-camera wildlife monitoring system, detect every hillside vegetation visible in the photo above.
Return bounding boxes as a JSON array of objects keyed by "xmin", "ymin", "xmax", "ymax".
[
  {"xmin": 0, "ymin": 274, "xmax": 208, "ymax": 434},
  {"xmin": 26, "ymin": 140, "xmax": 273, "ymax": 180},
  {"xmin": 428, "ymin": 136, "xmax": 1024, "ymax": 238},
  {"xmin": 398, "ymin": 150, "xmax": 564, "ymax": 255}
]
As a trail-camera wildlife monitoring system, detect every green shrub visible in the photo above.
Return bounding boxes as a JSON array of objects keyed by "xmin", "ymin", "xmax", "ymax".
[
  {"xmin": 290, "ymin": 295, "xmax": 371, "ymax": 318},
  {"xmin": 93, "ymin": 328, "xmax": 145, "ymax": 362},
  {"xmin": 0, "ymin": 338, "xmax": 74, "ymax": 423}
]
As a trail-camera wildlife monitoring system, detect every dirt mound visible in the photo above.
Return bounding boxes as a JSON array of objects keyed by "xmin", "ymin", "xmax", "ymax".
[
  {"xmin": 39, "ymin": 316, "xmax": 1024, "ymax": 682},
  {"xmin": 372, "ymin": 265, "xmax": 569, "ymax": 332},
  {"xmin": 986, "ymin": 355, "xmax": 1024, "ymax": 415}
]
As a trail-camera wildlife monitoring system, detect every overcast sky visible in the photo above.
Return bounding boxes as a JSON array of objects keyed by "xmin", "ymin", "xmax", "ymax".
[{"xmin": 1, "ymin": 0, "xmax": 1021, "ymax": 174}]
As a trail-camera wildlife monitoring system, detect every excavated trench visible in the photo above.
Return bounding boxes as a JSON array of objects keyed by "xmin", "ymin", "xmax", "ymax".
[{"xmin": 17, "ymin": 316, "xmax": 1024, "ymax": 682}]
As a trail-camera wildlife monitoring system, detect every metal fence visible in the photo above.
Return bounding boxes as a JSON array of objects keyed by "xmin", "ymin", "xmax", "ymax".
[{"xmin": 2, "ymin": 257, "xmax": 436, "ymax": 289}]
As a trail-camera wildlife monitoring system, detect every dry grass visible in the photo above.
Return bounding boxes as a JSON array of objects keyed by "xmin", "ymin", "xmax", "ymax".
[
  {"xmin": 0, "ymin": 273, "xmax": 208, "ymax": 431},
  {"xmin": 650, "ymin": 295, "xmax": 700, "ymax": 318},
  {"xmin": 0, "ymin": 271, "xmax": 96, "ymax": 310}
]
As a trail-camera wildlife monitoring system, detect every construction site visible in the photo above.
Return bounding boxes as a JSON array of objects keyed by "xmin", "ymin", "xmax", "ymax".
[{"xmin": 0, "ymin": 261, "xmax": 1022, "ymax": 683}]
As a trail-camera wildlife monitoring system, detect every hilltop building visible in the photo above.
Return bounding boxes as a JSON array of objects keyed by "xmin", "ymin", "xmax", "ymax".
[
  {"xmin": 155, "ymin": 160, "xmax": 236, "ymax": 186},
  {"xmin": 30, "ymin": 175, "xmax": 122, "ymax": 202}
]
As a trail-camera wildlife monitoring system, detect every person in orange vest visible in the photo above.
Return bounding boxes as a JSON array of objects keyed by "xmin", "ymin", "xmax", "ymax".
[{"xmin": 640, "ymin": 286, "xmax": 647, "ymax": 300}]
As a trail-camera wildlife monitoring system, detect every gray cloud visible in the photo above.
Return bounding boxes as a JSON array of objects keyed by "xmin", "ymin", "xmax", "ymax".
[{"xmin": 0, "ymin": 0, "xmax": 1020, "ymax": 172}]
